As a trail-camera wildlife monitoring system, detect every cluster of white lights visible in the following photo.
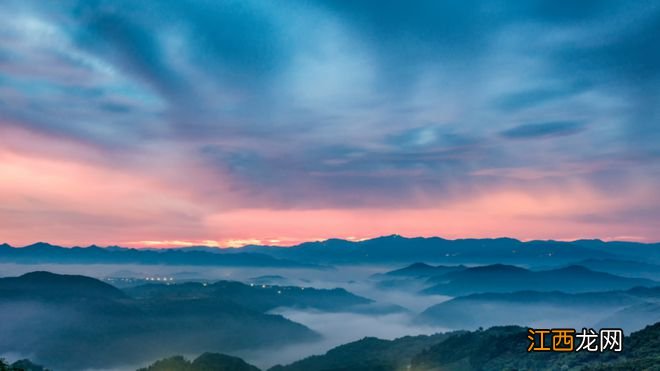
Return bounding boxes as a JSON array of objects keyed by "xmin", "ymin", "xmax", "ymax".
[{"xmin": 144, "ymin": 277, "xmax": 174, "ymax": 281}]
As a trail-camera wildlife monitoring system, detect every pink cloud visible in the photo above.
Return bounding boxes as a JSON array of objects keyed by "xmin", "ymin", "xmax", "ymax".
[{"xmin": 1, "ymin": 123, "xmax": 658, "ymax": 247}]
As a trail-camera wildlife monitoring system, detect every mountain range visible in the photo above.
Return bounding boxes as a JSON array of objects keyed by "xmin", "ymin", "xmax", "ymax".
[
  {"xmin": 0, "ymin": 242, "xmax": 312, "ymax": 268},
  {"xmin": 420, "ymin": 263, "xmax": 657, "ymax": 295},
  {"xmin": 418, "ymin": 287, "xmax": 660, "ymax": 331},
  {"xmin": 1, "ymin": 268, "xmax": 659, "ymax": 370},
  {"xmin": 234, "ymin": 236, "xmax": 660, "ymax": 265},
  {"xmin": 3, "ymin": 235, "xmax": 660, "ymax": 267},
  {"xmin": 369, "ymin": 262, "xmax": 658, "ymax": 295}
]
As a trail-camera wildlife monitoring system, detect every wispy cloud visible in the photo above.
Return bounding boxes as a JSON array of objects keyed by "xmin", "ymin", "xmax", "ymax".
[{"xmin": 500, "ymin": 121, "xmax": 585, "ymax": 139}]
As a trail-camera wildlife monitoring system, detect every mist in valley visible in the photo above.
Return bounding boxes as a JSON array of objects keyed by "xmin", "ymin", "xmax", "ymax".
[
  {"xmin": 244, "ymin": 310, "xmax": 449, "ymax": 369},
  {"xmin": 1, "ymin": 259, "xmax": 658, "ymax": 371},
  {"xmin": 0, "ymin": 263, "xmax": 457, "ymax": 370}
]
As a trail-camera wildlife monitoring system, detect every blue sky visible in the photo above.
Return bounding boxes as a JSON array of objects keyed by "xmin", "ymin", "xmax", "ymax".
[{"xmin": 1, "ymin": 0, "xmax": 659, "ymax": 246}]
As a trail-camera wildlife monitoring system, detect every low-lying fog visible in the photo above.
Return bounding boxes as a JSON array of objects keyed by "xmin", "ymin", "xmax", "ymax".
[
  {"xmin": 0, "ymin": 263, "xmax": 454, "ymax": 370},
  {"xmin": 240, "ymin": 310, "xmax": 450, "ymax": 369},
  {"xmin": 2, "ymin": 262, "xmax": 652, "ymax": 370}
]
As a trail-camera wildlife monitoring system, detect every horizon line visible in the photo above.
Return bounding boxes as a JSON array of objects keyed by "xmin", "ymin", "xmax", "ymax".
[{"xmin": 2, "ymin": 234, "xmax": 657, "ymax": 250}]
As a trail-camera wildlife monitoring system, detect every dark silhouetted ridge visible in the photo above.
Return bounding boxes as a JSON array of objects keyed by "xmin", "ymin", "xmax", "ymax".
[{"xmin": 0, "ymin": 271, "xmax": 127, "ymax": 300}]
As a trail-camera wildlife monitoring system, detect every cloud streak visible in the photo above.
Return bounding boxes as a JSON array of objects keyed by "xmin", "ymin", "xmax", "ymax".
[{"xmin": 500, "ymin": 121, "xmax": 585, "ymax": 139}]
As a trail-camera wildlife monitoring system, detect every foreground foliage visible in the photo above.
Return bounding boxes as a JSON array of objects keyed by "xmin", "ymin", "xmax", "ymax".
[{"xmin": 136, "ymin": 321, "xmax": 660, "ymax": 371}]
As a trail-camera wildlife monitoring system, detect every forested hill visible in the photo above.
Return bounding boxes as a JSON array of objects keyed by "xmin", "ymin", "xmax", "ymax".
[{"xmin": 137, "ymin": 321, "xmax": 660, "ymax": 371}]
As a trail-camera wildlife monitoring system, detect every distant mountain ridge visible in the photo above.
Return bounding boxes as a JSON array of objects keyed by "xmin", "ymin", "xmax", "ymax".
[
  {"xmin": 421, "ymin": 263, "xmax": 657, "ymax": 295},
  {"xmin": 237, "ymin": 235, "xmax": 660, "ymax": 265},
  {"xmin": 567, "ymin": 258, "xmax": 660, "ymax": 280},
  {"xmin": 3, "ymin": 235, "xmax": 659, "ymax": 266},
  {"xmin": 0, "ymin": 242, "xmax": 317, "ymax": 268},
  {"xmin": 418, "ymin": 286, "xmax": 660, "ymax": 331},
  {"xmin": 369, "ymin": 261, "xmax": 658, "ymax": 295}
]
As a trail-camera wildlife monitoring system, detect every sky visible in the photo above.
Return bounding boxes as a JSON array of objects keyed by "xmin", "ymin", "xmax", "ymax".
[{"xmin": 1, "ymin": 0, "xmax": 659, "ymax": 247}]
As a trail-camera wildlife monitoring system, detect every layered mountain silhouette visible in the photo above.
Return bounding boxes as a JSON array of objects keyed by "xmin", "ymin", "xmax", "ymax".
[
  {"xmin": 369, "ymin": 261, "xmax": 658, "ymax": 295},
  {"xmin": 0, "ymin": 272, "xmax": 318, "ymax": 370},
  {"xmin": 268, "ymin": 333, "xmax": 456, "ymax": 371},
  {"xmin": 421, "ymin": 264, "xmax": 656, "ymax": 295},
  {"xmin": 0, "ymin": 242, "xmax": 313, "ymax": 267},
  {"xmin": 140, "ymin": 322, "xmax": 660, "ymax": 371},
  {"xmin": 418, "ymin": 287, "xmax": 660, "ymax": 331},
  {"xmin": 567, "ymin": 258, "xmax": 660, "ymax": 280},
  {"xmin": 411, "ymin": 322, "xmax": 660, "ymax": 370},
  {"xmin": 3, "ymin": 236, "xmax": 660, "ymax": 267},
  {"xmin": 236, "ymin": 236, "xmax": 660, "ymax": 265},
  {"xmin": 2, "ymin": 236, "xmax": 660, "ymax": 370},
  {"xmin": 369, "ymin": 262, "xmax": 468, "ymax": 290}
]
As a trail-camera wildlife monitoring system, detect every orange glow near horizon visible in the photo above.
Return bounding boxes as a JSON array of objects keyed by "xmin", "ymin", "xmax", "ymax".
[{"xmin": 1, "ymin": 126, "xmax": 658, "ymax": 248}]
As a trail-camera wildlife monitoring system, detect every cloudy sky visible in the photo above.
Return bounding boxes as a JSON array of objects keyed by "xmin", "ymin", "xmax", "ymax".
[{"xmin": 1, "ymin": 0, "xmax": 659, "ymax": 247}]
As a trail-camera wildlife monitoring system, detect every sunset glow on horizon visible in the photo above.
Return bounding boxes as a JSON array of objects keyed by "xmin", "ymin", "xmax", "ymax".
[{"xmin": 1, "ymin": 1, "xmax": 659, "ymax": 248}]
